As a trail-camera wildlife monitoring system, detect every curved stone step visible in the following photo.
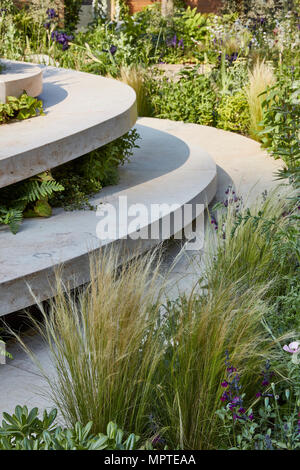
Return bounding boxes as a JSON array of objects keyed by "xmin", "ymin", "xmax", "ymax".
[
  {"xmin": 0, "ymin": 61, "xmax": 137, "ymax": 188},
  {"xmin": 0, "ymin": 59, "xmax": 43, "ymax": 103},
  {"xmin": 0, "ymin": 118, "xmax": 217, "ymax": 316}
]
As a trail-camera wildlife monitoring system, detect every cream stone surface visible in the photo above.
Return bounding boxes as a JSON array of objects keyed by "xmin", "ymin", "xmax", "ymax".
[{"xmin": 0, "ymin": 59, "xmax": 43, "ymax": 103}]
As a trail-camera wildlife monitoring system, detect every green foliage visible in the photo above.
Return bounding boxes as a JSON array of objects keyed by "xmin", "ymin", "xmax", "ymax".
[
  {"xmin": 0, "ymin": 93, "xmax": 44, "ymax": 124},
  {"xmin": 17, "ymin": 248, "xmax": 165, "ymax": 439},
  {"xmin": 173, "ymin": 7, "xmax": 209, "ymax": 48},
  {"xmin": 221, "ymin": 0, "xmax": 297, "ymax": 19},
  {"xmin": 155, "ymin": 285, "xmax": 271, "ymax": 449},
  {"xmin": 0, "ymin": 406, "xmax": 144, "ymax": 450},
  {"xmin": 9, "ymin": 189, "xmax": 300, "ymax": 450},
  {"xmin": 64, "ymin": 0, "xmax": 82, "ymax": 32},
  {"xmin": 0, "ymin": 172, "xmax": 64, "ymax": 233},
  {"xmin": 118, "ymin": 0, "xmax": 130, "ymax": 21},
  {"xmin": 149, "ymin": 68, "xmax": 216, "ymax": 125},
  {"xmin": 216, "ymin": 90, "xmax": 250, "ymax": 134},
  {"xmin": 208, "ymin": 185, "xmax": 300, "ymax": 341},
  {"xmin": 259, "ymin": 67, "xmax": 300, "ymax": 170},
  {"xmin": 0, "ymin": 130, "xmax": 139, "ymax": 232},
  {"xmin": 51, "ymin": 129, "xmax": 140, "ymax": 210}
]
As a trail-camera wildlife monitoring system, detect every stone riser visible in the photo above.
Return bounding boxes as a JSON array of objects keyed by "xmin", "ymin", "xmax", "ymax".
[{"xmin": 0, "ymin": 59, "xmax": 43, "ymax": 103}]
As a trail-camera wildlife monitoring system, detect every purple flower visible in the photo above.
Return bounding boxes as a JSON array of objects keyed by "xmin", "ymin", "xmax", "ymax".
[
  {"xmin": 260, "ymin": 360, "xmax": 274, "ymax": 387},
  {"xmin": 47, "ymin": 8, "xmax": 57, "ymax": 19},
  {"xmin": 170, "ymin": 34, "xmax": 177, "ymax": 48},
  {"xmin": 51, "ymin": 30, "xmax": 73, "ymax": 50},
  {"xmin": 221, "ymin": 381, "xmax": 228, "ymax": 388},
  {"xmin": 283, "ymin": 341, "xmax": 300, "ymax": 354},
  {"xmin": 178, "ymin": 39, "xmax": 184, "ymax": 49},
  {"xmin": 109, "ymin": 45, "xmax": 117, "ymax": 55},
  {"xmin": 152, "ymin": 434, "xmax": 165, "ymax": 446},
  {"xmin": 166, "ymin": 35, "xmax": 184, "ymax": 50}
]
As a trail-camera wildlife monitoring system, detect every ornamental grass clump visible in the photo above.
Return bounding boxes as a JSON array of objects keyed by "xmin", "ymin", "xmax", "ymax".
[
  {"xmin": 246, "ymin": 60, "xmax": 275, "ymax": 139},
  {"xmin": 115, "ymin": 65, "xmax": 152, "ymax": 117},
  {"xmin": 155, "ymin": 281, "xmax": 274, "ymax": 449},
  {"xmin": 16, "ymin": 247, "xmax": 165, "ymax": 436},
  {"xmin": 204, "ymin": 186, "xmax": 298, "ymax": 298}
]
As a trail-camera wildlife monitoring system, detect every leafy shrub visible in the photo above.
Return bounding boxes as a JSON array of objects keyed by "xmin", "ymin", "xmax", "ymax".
[
  {"xmin": 259, "ymin": 67, "xmax": 300, "ymax": 169},
  {"xmin": 0, "ymin": 406, "xmax": 144, "ymax": 450},
  {"xmin": 149, "ymin": 68, "xmax": 216, "ymax": 125},
  {"xmin": 64, "ymin": 0, "xmax": 82, "ymax": 32},
  {"xmin": 172, "ymin": 6, "xmax": 209, "ymax": 49},
  {"xmin": 216, "ymin": 90, "xmax": 250, "ymax": 134},
  {"xmin": 0, "ymin": 93, "xmax": 44, "ymax": 124},
  {"xmin": 51, "ymin": 129, "xmax": 140, "ymax": 210}
]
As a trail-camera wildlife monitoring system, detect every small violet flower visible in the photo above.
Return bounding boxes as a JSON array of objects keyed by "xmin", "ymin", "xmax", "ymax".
[
  {"xmin": 47, "ymin": 8, "xmax": 57, "ymax": 19},
  {"xmin": 109, "ymin": 45, "xmax": 117, "ymax": 55},
  {"xmin": 283, "ymin": 341, "xmax": 300, "ymax": 354}
]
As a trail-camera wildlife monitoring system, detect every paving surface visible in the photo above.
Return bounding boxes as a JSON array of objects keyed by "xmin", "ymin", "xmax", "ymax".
[{"xmin": 0, "ymin": 121, "xmax": 283, "ymax": 420}]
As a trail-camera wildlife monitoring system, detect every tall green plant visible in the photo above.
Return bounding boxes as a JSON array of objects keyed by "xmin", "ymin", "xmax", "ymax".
[{"xmin": 258, "ymin": 67, "xmax": 300, "ymax": 170}]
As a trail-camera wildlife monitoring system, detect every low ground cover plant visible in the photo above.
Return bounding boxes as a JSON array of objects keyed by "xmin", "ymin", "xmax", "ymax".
[
  {"xmin": 0, "ymin": 93, "xmax": 44, "ymax": 124},
  {"xmin": 0, "ymin": 406, "xmax": 146, "ymax": 450}
]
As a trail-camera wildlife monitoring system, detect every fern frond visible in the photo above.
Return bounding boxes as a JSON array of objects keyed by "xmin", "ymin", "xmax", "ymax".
[{"xmin": 18, "ymin": 180, "xmax": 64, "ymax": 203}]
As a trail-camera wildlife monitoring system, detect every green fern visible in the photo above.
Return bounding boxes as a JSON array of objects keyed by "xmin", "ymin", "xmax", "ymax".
[
  {"xmin": 0, "ymin": 172, "xmax": 64, "ymax": 233},
  {"xmin": 0, "ymin": 207, "xmax": 23, "ymax": 234},
  {"xmin": 18, "ymin": 179, "xmax": 65, "ymax": 203}
]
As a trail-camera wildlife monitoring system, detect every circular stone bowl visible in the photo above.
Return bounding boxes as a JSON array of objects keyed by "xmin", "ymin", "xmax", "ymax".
[{"xmin": 0, "ymin": 59, "xmax": 43, "ymax": 103}]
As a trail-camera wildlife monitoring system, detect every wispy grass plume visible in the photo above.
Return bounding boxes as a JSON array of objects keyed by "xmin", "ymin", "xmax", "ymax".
[{"xmin": 246, "ymin": 60, "xmax": 275, "ymax": 139}]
